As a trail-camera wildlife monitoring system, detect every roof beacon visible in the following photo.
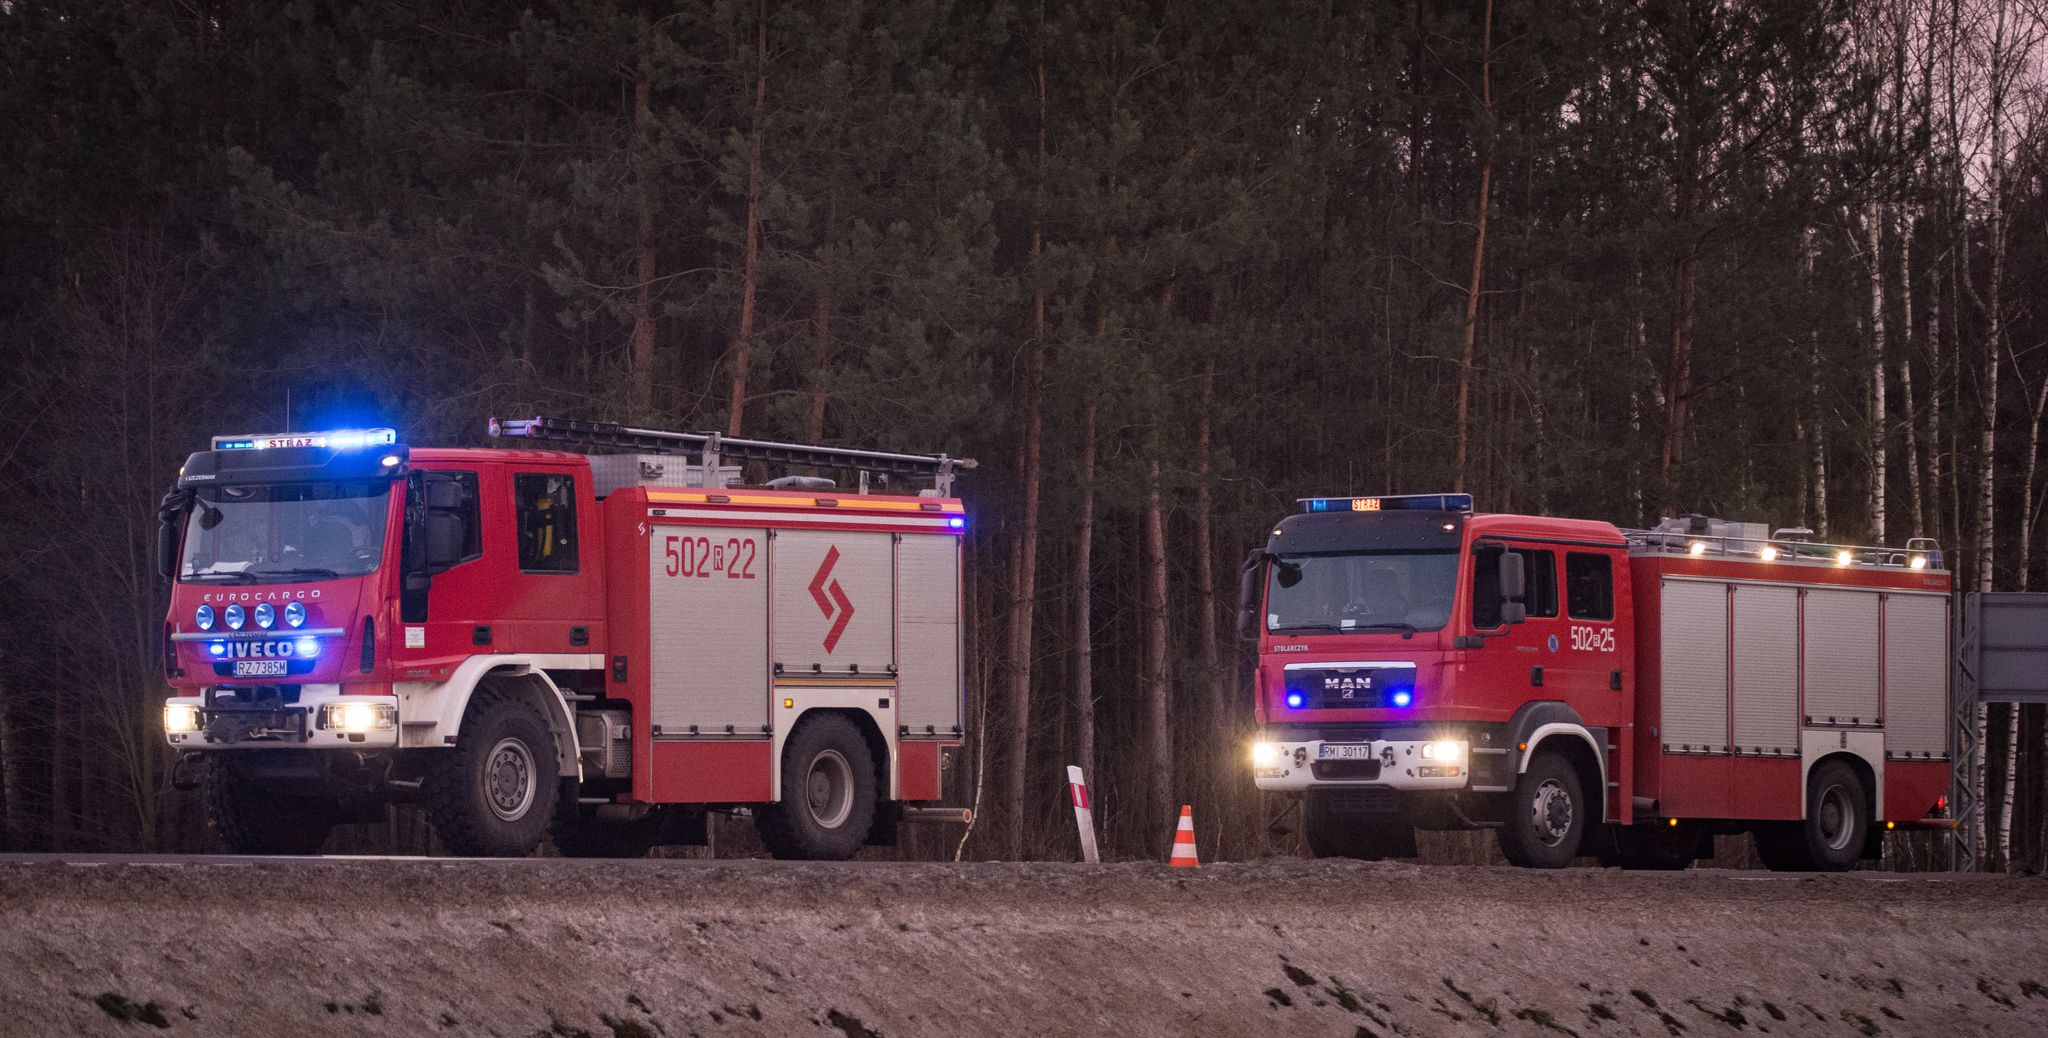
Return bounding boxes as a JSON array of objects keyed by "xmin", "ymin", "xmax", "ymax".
[
  {"xmin": 1298, "ymin": 493, "xmax": 1474, "ymax": 515},
  {"xmin": 211, "ymin": 429, "xmax": 398, "ymax": 452}
]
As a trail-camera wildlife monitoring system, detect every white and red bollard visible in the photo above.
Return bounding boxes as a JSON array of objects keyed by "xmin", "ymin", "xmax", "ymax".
[{"xmin": 1067, "ymin": 765, "xmax": 1100, "ymax": 863}]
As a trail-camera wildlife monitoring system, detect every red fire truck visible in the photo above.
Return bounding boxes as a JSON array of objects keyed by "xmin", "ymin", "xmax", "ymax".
[
  {"xmin": 158, "ymin": 418, "xmax": 972, "ymax": 858},
  {"xmin": 1242, "ymin": 494, "xmax": 1952, "ymax": 870}
]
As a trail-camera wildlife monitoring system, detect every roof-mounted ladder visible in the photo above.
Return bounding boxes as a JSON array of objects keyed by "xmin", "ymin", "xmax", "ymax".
[{"xmin": 487, "ymin": 416, "xmax": 976, "ymax": 496}]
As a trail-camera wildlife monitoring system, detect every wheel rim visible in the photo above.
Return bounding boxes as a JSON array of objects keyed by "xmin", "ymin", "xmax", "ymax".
[
  {"xmin": 805, "ymin": 749, "xmax": 854, "ymax": 830},
  {"xmin": 1530, "ymin": 779, "xmax": 1574, "ymax": 847},
  {"xmin": 485, "ymin": 737, "xmax": 538, "ymax": 822},
  {"xmin": 1817, "ymin": 782, "xmax": 1856, "ymax": 851}
]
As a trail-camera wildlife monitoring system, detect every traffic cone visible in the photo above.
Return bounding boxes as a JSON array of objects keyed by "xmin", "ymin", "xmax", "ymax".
[{"xmin": 1169, "ymin": 805, "xmax": 1199, "ymax": 867}]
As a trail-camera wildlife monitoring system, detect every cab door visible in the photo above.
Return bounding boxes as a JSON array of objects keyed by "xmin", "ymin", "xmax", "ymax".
[{"xmin": 1470, "ymin": 541, "xmax": 1564, "ymax": 699}]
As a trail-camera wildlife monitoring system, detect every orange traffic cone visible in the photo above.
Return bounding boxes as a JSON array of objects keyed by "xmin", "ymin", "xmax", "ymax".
[{"xmin": 1169, "ymin": 805, "xmax": 1199, "ymax": 867}]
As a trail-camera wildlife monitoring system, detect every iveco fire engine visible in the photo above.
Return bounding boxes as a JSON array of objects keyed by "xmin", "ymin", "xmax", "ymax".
[
  {"xmin": 158, "ymin": 418, "xmax": 972, "ymax": 858},
  {"xmin": 1241, "ymin": 494, "xmax": 1952, "ymax": 870}
]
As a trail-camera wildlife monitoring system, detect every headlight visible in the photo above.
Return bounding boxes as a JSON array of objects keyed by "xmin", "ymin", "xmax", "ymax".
[
  {"xmin": 1421, "ymin": 740, "xmax": 1463, "ymax": 762},
  {"xmin": 224, "ymin": 604, "xmax": 245, "ymax": 630},
  {"xmin": 293, "ymin": 636, "xmax": 319, "ymax": 658},
  {"xmin": 284, "ymin": 602, "xmax": 306, "ymax": 628},
  {"xmin": 164, "ymin": 703, "xmax": 200, "ymax": 733},
  {"xmin": 321, "ymin": 701, "xmax": 395, "ymax": 733},
  {"xmin": 254, "ymin": 603, "xmax": 275, "ymax": 629},
  {"xmin": 195, "ymin": 605, "xmax": 215, "ymax": 631},
  {"xmin": 1251, "ymin": 742, "xmax": 1284, "ymax": 767}
]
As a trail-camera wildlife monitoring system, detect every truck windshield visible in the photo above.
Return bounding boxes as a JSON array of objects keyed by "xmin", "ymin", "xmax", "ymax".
[
  {"xmin": 1265, "ymin": 550, "xmax": 1459, "ymax": 634},
  {"xmin": 179, "ymin": 481, "xmax": 393, "ymax": 583}
]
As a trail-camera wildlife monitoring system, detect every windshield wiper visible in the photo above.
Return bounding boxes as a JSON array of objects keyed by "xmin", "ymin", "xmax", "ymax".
[
  {"xmin": 244, "ymin": 566, "xmax": 343, "ymax": 581},
  {"xmin": 181, "ymin": 571, "xmax": 256, "ymax": 584},
  {"xmin": 1268, "ymin": 622, "xmax": 1343, "ymax": 634},
  {"xmin": 1347, "ymin": 622, "xmax": 1418, "ymax": 639}
]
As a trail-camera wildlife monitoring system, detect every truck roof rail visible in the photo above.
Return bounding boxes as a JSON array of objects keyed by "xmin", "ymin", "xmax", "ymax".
[{"xmin": 488, "ymin": 416, "xmax": 976, "ymax": 496}]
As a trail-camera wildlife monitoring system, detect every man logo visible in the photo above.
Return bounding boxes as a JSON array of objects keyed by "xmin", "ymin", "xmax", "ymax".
[{"xmin": 807, "ymin": 546, "xmax": 856, "ymax": 652}]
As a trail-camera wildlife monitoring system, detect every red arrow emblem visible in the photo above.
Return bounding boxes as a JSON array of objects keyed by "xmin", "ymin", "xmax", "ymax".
[{"xmin": 808, "ymin": 546, "xmax": 855, "ymax": 653}]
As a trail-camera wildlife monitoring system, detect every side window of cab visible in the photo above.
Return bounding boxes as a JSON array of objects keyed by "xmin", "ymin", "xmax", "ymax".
[{"xmin": 514, "ymin": 472, "xmax": 579, "ymax": 574}]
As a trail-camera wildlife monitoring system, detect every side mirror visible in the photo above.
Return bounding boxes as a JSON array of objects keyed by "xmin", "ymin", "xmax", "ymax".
[
  {"xmin": 1498, "ymin": 551, "xmax": 1527, "ymax": 625},
  {"xmin": 1237, "ymin": 550, "xmax": 1266, "ymax": 640},
  {"xmin": 426, "ymin": 512, "xmax": 465, "ymax": 570},
  {"xmin": 155, "ymin": 520, "xmax": 180, "ymax": 581}
]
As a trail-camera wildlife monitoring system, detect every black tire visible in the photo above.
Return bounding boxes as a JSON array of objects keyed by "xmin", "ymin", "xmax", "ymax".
[
  {"xmin": 1757, "ymin": 760, "xmax": 1869, "ymax": 872},
  {"xmin": 423, "ymin": 684, "xmax": 560, "ymax": 857},
  {"xmin": 201, "ymin": 756, "xmax": 335, "ymax": 856},
  {"xmin": 1610, "ymin": 821, "xmax": 1699, "ymax": 870},
  {"xmin": 1303, "ymin": 791, "xmax": 1417, "ymax": 860},
  {"xmin": 1498, "ymin": 750, "xmax": 1588, "ymax": 868},
  {"xmin": 756, "ymin": 715, "xmax": 877, "ymax": 861}
]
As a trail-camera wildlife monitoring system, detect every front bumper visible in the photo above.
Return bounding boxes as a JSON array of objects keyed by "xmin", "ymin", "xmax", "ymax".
[
  {"xmin": 164, "ymin": 685, "xmax": 399, "ymax": 750},
  {"xmin": 1252, "ymin": 737, "xmax": 1472, "ymax": 793}
]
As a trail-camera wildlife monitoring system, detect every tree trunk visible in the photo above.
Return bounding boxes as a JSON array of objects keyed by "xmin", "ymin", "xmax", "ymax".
[
  {"xmin": 1661, "ymin": 239, "xmax": 1699, "ymax": 511},
  {"xmin": 628, "ymin": 0, "xmax": 658, "ymax": 417},
  {"xmin": 0, "ymin": 680, "xmax": 18, "ymax": 852},
  {"xmin": 1452, "ymin": 0, "xmax": 1494, "ymax": 494},
  {"xmin": 1142, "ymin": 458, "xmax": 1172, "ymax": 857},
  {"xmin": 1194, "ymin": 354, "xmax": 1220, "ymax": 737},
  {"xmin": 1071, "ymin": 399, "xmax": 1097, "ymax": 795},
  {"xmin": 1899, "ymin": 215, "xmax": 1924, "ymax": 537},
  {"xmin": 726, "ymin": 0, "xmax": 767, "ymax": 436},
  {"xmin": 1805, "ymin": 229, "xmax": 1829, "ymax": 539},
  {"xmin": 1867, "ymin": 209, "xmax": 1887, "ymax": 543},
  {"xmin": 806, "ymin": 191, "xmax": 836, "ymax": 442}
]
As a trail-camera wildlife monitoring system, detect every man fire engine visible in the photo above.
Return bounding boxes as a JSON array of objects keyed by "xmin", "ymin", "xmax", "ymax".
[
  {"xmin": 1242, "ymin": 494, "xmax": 1952, "ymax": 870},
  {"xmin": 158, "ymin": 418, "xmax": 972, "ymax": 858}
]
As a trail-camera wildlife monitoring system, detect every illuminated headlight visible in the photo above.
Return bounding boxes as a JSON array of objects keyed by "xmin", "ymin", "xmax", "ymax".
[
  {"xmin": 254, "ymin": 603, "xmax": 275, "ymax": 629},
  {"xmin": 225, "ymin": 604, "xmax": 245, "ymax": 630},
  {"xmin": 294, "ymin": 635, "xmax": 319, "ymax": 657},
  {"xmin": 1251, "ymin": 742, "xmax": 1285, "ymax": 767},
  {"xmin": 322, "ymin": 702, "xmax": 395, "ymax": 733},
  {"xmin": 1908, "ymin": 554, "xmax": 1928, "ymax": 570},
  {"xmin": 164, "ymin": 703, "xmax": 200, "ymax": 733},
  {"xmin": 1421, "ymin": 740, "xmax": 1463, "ymax": 762},
  {"xmin": 195, "ymin": 605, "xmax": 215, "ymax": 631},
  {"xmin": 284, "ymin": 602, "xmax": 306, "ymax": 628}
]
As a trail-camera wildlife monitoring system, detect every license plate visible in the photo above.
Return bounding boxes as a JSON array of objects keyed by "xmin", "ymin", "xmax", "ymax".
[
  {"xmin": 1318, "ymin": 743, "xmax": 1374, "ymax": 761},
  {"xmin": 232, "ymin": 659, "xmax": 287, "ymax": 678}
]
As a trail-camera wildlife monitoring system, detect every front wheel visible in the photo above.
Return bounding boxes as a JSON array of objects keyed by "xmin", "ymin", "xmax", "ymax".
[
  {"xmin": 423, "ymin": 685, "xmax": 560, "ymax": 857},
  {"xmin": 202, "ymin": 756, "xmax": 335, "ymax": 855},
  {"xmin": 756, "ymin": 715, "xmax": 877, "ymax": 861},
  {"xmin": 1498, "ymin": 751, "xmax": 1588, "ymax": 868}
]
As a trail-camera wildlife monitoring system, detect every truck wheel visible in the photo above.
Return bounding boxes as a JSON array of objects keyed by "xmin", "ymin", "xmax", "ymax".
[
  {"xmin": 756, "ymin": 715, "xmax": 877, "ymax": 861},
  {"xmin": 1498, "ymin": 750, "xmax": 1587, "ymax": 868},
  {"xmin": 1758, "ymin": 760, "xmax": 1868, "ymax": 872},
  {"xmin": 202, "ymin": 756, "xmax": 335, "ymax": 855},
  {"xmin": 424, "ymin": 684, "xmax": 560, "ymax": 857},
  {"xmin": 1302, "ymin": 792, "xmax": 1417, "ymax": 859}
]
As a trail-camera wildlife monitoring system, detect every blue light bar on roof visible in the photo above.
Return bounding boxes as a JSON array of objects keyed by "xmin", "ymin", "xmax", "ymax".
[
  {"xmin": 1298, "ymin": 493, "xmax": 1474, "ymax": 514},
  {"xmin": 212, "ymin": 429, "xmax": 398, "ymax": 451}
]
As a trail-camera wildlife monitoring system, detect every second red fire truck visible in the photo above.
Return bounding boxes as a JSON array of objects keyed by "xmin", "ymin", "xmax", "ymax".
[
  {"xmin": 1243, "ymin": 494, "xmax": 1952, "ymax": 870},
  {"xmin": 158, "ymin": 418, "xmax": 971, "ymax": 858}
]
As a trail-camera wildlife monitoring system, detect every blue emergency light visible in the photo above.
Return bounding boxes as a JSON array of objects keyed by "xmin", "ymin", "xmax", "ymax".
[
  {"xmin": 1298, "ymin": 493, "xmax": 1473, "ymax": 514},
  {"xmin": 212, "ymin": 428, "xmax": 397, "ymax": 451}
]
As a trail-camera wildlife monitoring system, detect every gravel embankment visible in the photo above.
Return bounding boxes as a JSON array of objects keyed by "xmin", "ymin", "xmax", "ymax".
[{"xmin": 0, "ymin": 857, "xmax": 2043, "ymax": 1037}]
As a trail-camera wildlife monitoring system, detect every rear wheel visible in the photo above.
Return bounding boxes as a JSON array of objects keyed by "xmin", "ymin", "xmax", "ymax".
[
  {"xmin": 202, "ymin": 756, "xmax": 335, "ymax": 855},
  {"xmin": 1498, "ymin": 750, "xmax": 1587, "ymax": 868},
  {"xmin": 424, "ymin": 685, "xmax": 560, "ymax": 857},
  {"xmin": 1302, "ymin": 791, "xmax": 1417, "ymax": 860},
  {"xmin": 756, "ymin": 715, "xmax": 877, "ymax": 861},
  {"xmin": 1756, "ymin": 760, "xmax": 1869, "ymax": 872}
]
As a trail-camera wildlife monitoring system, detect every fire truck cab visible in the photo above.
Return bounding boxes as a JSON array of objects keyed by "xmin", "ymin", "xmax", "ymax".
[
  {"xmin": 157, "ymin": 418, "xmax": 972, "ymax": 859},
  {"xmin": 1243, "ymin": 494, "xmax": 1952, "ymax": 870}
]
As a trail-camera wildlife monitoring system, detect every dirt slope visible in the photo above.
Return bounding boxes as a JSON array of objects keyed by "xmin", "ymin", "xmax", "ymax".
[{"xmin": 0, "ymin": 858, "xmax": 2043, "ymax": 1037}]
